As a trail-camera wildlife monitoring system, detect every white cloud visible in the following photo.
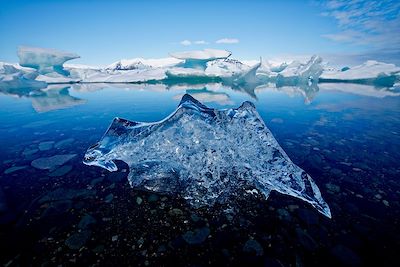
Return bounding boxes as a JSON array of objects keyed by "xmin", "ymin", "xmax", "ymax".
[
  {"xmin": 180, "ymin": 40, "xmax": 192, "ymax": 46},
  {"xmin": 216, "ymin": 38, "xmax": 239, "ymax": 44},
  {"xmin": 319, "ymin": 0, "xmax": 400, "ymax": 49},
  {"xmin": 194, "ymin": 40, "xmax": 208, "ymax": 45},
  {"xmin": 180, "ymin": 40, "xmax": 209, "ymax": 46}
]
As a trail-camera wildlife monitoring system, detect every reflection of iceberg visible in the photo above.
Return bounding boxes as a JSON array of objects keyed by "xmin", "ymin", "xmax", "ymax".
[
  {"xmin": 319, "ymin": 83, "xmax": 400, "ymax": 98},
  {"xmin": 30, "ymin": 86, "xmax": 86, "ymax": 112},
  {"xmin": 275, "ymin": 81, "xmax": 320, "ymax": 104},
  {"xmin": 173, "ymin": 88, "xmax": 233, "ymax": 105},
  {"xmin": 83, "ymin": 94, "xmax": 331, "ymax": 218}
]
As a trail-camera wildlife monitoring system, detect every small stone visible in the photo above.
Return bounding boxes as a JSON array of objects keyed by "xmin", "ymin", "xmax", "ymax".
[
  {"xmin": 31, "ymin": 154, "xmax": 76, "ymax": 170},
  {"xmin": 65, "ymin": 230, "xmax": 91, "ymax": 250},
  {"xmin": 243, "ymin": 239, "xmax": 264, "ymax": 256},
  {"xmin": 270, "ymin": 118, "xmax": 283, "ymax": 124},
  {"xmin": 136, "ymin": 197, "xmax": 143, "ymax": 205},
  {"xmin": 48, "ymin": 165, "xmax": 72, "ymax": 177},
  {"xmin": 277, "ymin": 209, "xmax": 291, "ymax": 221},
  {"xmin": 296, "ymin": 228, "xmax": 317, "ymax": 251},
  {"xmin": 374, "ymin": 194, "xmax": 382, "ymax": 199},
  {"xmin": 112, "ymin": 235, "xmax": 118, "ymax": 242},
  {"xmin": 330, "ymin": 245, "xmax": 361, "ymax": 266},
  {"xmin": 4, "ymin": 166, "xmax": 28, "ymax": 175},
  {"xmin": 191, "ymin": 214, "xmax": 200, "ymax": 222},
  {"xmin": 325, "ymin": 183, "xmax": 340, "ymax": 193},
  {"xmin": 169, "ymin": 208, "xmax": 183, "ymax": 216},
  {"xmin": 288, "ymin": 205, "xmax": 299, "ymax": 212},
  {"xmin": 78, "ymin": 214, "xmax": 97, "ymax": 229},
  {"xmin": 92, "ymin": 245, "xmax": 104, "ymax": 253},
  {"xmin": 55, "ymin": 138, "xmax": 75, "ymax": 149},
  {"xmin": 182, "ymin": 227, "xmax": 210, "ymax": 245},
  {"xmin": 105, "ymin": 193, "xmax": 114, "ymax": 203},
  {"xmin": 382, "ymin": 200, "xmax": 389, "ymax": 206},
  {"xmin": 38, "ymin": 141, "xmax": 54, "ymax": 151},
  {"xmin": 90, "ymin": 177, "xmax": 104, "ymax": 186},
  {"xmin": 148, "ymin": 194, "xmax": 159, "ymax": 202}
]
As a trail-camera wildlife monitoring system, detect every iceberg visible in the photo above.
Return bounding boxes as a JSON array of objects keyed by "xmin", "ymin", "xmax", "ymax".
[
  {"xmin": 276, "ymin": 55, "xmax": 323, "ymax": 84},
  {"xmin": 17, "ymin": 46, "xmax": 79, "ymax": 76},
  {"xmin": 0, "ymin": 62, "xmax": 46, "ymax": 91},
  {"xmin": 320, "ymin": 60, "xmax": 400, "ymax": 86},
  {"xmin": 170, "ymin": 49, "xmax": 231, "ymax": 70},
  {"xmin": 83, "ymin": 94, "xmax": 331, "ymax": 218}
]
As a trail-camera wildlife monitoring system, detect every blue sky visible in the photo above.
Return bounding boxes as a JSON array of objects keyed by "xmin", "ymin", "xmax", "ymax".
[{"xmin": 0, "ymin": 0, "xmax": 399, "ymax": 66}]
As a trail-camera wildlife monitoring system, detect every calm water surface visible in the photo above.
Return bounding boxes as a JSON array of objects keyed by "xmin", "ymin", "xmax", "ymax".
[{"xmin": 0, "ymin": 83, "xmax": 399, "ymax": 266}]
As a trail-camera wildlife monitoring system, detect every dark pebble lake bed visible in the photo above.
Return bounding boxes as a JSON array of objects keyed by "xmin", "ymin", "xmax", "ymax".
[{"xmin": 0, "ymin": 83, "xmax": 399, "ymax": 266}]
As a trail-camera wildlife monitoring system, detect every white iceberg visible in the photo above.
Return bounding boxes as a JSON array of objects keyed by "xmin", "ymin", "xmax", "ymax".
[
  {"xmin": 83, "ymin": 94, "xmax": 331, "ymax": 218},
  {"xmin": 277, "ymin": 55, "xmax": 323, "ymax": 84},
  {"xmin": 320, "ymin": 60, "xmax": 400, "ymax": 86},
  {"xmin": 0, "ymin": 62, "xmax": 46, "ymax": 90},
  {"xmin": 170, "ymin": 49, "xmax": 231, "ymax": 70},
  {"xmin": 17, "ymin": 46, "xmax": 79, "ymax": 75}
]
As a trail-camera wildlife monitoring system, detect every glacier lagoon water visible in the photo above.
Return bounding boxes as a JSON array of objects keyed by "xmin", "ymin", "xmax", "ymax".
[{"xmin": 0, "ymin": 83, "xmax": 399, "ymax": 266}]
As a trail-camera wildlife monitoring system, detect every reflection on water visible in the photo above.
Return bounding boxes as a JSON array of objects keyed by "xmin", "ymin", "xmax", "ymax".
[{"xmin": 1, "ymin": 81, "xmax": 398, "ymax": 113}]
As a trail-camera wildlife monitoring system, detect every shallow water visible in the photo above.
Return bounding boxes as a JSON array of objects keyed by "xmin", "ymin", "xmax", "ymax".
[{"xmin": 0, "ymin": 83, "xmax": 399, "ymax": 266}]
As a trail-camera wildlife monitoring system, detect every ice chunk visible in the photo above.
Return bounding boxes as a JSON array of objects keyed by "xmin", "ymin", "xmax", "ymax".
[
  {"xmin": 0, "ymin": 62, "xmax": 46, "ymax": 90},
  {"xmin": 170, "ymin": 49, "xmax": 231, "ymax": 70},
  {"xmin": 320, "ymin": 60, "xmax": 400, "ymax": 86},
  {"xmin": 83, "ymin": 94, "xmax": 331, "ymax": 218},
  {"xmin": 17, "ymin": 46, "xmax": 79, "ymax": 75},
  {"xmin": 277, "ymin": 55, "xmax": 323, "ymax": 83}
]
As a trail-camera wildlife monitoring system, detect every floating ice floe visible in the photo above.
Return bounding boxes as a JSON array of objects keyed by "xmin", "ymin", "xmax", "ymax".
[
  {"xmin": 171, "ymin": 49, "xmax": 231, "ymax": 70},
  {"xmin": 18, "ymin": 46, "xmax": 79, "ymax": 76},
  {"xmin": 0, "ymin": 62, "xmax": 46, "ymax": 90},
  {"xmin": 320, "ymin": 60, "xmax": 400, "ymax": 86},
  {"xmin": 83, "ymin": 94, "xmax": 331, "ymax": 218}
]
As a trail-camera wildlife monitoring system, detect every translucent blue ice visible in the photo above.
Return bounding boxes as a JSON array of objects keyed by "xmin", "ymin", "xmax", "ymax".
[{"xmin": 83, "ymin": 94, "xmax": 331, "ymax": 218}]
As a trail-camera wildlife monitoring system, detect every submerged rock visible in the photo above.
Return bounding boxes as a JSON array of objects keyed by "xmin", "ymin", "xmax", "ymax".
[
  {"xmin": 4, "ymin": 165, "xmax": 28, "ymax": 174},
  {"xmin": 78, "ymin": 214, "xmax": 97, "ymax": 229},
  {"xmin": 38, "ymin": 141, "xmax": 54, "ymax": 151},
  {"xmin": 31, "ymin": 154, "xmax": 76, "ymax": 170},
  {"xmin": 182, "ymin": 227, "xmax": 210, "ymax": 245},
  {"xmin": 65, "ymin": 230, "xmax": 91, "ymax": 250},
  {"xmin": 39, "ymin": 188, "xmax": 95, "ymax": 204},
  {"xmin": 48, "ymin": 165, "xmax": 72, "ymax": 177},
  {"xmin": 243, "ymin": 239, "xmax": 264, "ymax": 256}
]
